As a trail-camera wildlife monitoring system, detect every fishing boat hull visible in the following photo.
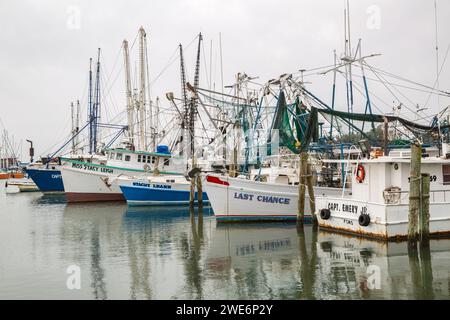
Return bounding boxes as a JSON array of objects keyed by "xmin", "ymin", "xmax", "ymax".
[
  {"xmin": 120, "ymin": 184, "xmax": 208, "ymax": 206},
  {"xmin": 204, "ymin": 174, "xmax": 344, "ymax": 222},
  {"xmin": 0, "ymin": 172, "xmax": 8, "ymax": 180},
  {"xmin": 61, "ymin": 165, "xmax": 125, "ymax": 202},
  {"xmin": 316, "ymin": 197, "xmax": 450, "ymax": 240},
  {"xmin": 26, "ymin": 168, "xmax": 64, "ymax": 192}
]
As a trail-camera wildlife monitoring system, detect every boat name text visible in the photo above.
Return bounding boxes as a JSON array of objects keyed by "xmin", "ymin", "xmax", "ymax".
[
  {"xmin": 71, "ymin": 162, "xmax": 114, "ymax": 174},
  {"xmin": 233, "ymin": 192, "xmax": 290, "ymax": 205}
]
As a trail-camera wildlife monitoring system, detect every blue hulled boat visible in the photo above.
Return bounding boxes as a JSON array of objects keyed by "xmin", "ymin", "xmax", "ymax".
[
  {"xmin": 26, "ymin": 167, "xmax": 64, "ymax": 192},
  {"xmin": 118, "ymin": 175, "xmax": 208, "ymax": 206}
]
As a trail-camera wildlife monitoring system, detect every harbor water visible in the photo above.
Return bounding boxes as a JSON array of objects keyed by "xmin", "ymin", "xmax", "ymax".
[{"xmin": 1, "ymin": 182, "xmax": 449, "ymax": 300}]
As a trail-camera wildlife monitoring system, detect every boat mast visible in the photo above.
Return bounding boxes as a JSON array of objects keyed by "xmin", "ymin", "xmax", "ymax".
[
  {"xmin": 88, "ymin": 58, "xmax": 93, "ymax": 154},
  {"xmin": 71, "ymin": 102, "xmax": 75, "ymax": 153},
  {"xmin": 75, "ymin": 100, "xmax": 80, "ymax": 153},
  {"xmin": 144, "ymin": 32, "xmax": 153, "ymax": 151},
  {"xmin": 138, "ymin": 27, "xmax": 147, "ymax": 151},
  {"xmin": 92, "ymin": 48, "xmax": 101, "ymax": 154},
  {"xmin": 190, "ymin": 33, "xmax": 202, "ymax": 158},
  {"xmin": 179, "ymin": 44, "xmax": 188, "ymax": 157},
  {"xmin": 123, "ymin": 39, "xmax": 134, "ymax": 149}
]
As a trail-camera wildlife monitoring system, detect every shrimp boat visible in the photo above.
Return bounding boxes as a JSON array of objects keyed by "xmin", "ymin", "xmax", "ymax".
[
  {"xmin": 60, "ymin": 146, "xmax": 186, "ymax": 202},
  {"xmin": 26, "ymin": 159, "xmax": 65, "ymax": 192},
  {"xmin": 315, "ymin": 146, "xmax": 450, "ymax": 240},
  {"xmin": 118, "ymin": 174, "xmax": 208, "ymax": 206},
  {"xmin": 204, "ymin": 174, "xmax": 346, "ymax": 222}
]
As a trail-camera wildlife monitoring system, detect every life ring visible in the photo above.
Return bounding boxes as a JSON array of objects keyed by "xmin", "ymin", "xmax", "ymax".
[{"xmin": 355, "ymin": 164, "xmax": 366, "ymax": 183}]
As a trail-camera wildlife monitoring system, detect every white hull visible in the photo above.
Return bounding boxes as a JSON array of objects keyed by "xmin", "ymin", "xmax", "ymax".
[
  {"xmin": 205, "ymin": 174, "xmax": 345, "ymax": 222},
  {"xmin": 316, "ymin": 197, "xmax": 450, "ymax": 239},
  {"xmin": 61, "ymin": 165, "xmax": 125, "ymax": 202}
]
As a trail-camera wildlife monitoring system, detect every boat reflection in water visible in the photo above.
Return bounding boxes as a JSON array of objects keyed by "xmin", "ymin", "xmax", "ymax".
[
  {"xmin": 6, "ymin": 192, "xmax": 446, "ymax": 299},
  {"xmin": 204, "ymin": 223, "xmax": 450, "ymax": 299}
]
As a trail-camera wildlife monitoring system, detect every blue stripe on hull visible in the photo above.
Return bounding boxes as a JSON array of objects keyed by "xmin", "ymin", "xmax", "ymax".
[
  {"xmin": 26, "ymin": 168, "xmax": 64, "ymax": 192},
  {"xmin": 120, "ymin": 185, "xmax": 209, "ymax": 207}
]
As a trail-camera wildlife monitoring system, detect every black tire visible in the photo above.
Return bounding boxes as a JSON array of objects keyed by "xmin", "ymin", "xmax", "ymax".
[
  {"xmin": 358, "ymin": 214, "xmax": 370, "ymax": 226},
  {"xmin": 320, "ymin": 208, "xmax": 331, "ymax": 220}
]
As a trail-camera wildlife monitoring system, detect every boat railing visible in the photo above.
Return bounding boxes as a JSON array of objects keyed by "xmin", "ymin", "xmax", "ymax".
[{"xmin": 383, "ymin": 189, "xmax": 450, "ymax": 204}]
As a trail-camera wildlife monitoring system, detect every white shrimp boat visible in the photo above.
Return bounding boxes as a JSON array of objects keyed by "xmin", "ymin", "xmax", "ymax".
[
  {"xmin": 315, "ymin": 148, "xmax": 450, "ymax": 240},
  {"xmin": 204, "ymin": 174, "xmax": 346, "ymax": 222},
  {"xmin": 60, "ymin": 148, "xmax": 185, "ymax": 202}
]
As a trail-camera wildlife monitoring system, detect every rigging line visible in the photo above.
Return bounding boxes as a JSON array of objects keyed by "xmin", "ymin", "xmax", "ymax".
[
  {"xmin": 150, "ymin": 45, "xmax": 180, "ymax": 84},
  {"xmin": 434, "ymin": 0, "xmax": 440, "ymax": 110},
  {"xmin": 350, "ymin": 72, "xmax": 450, "ymax": 97},
  {"xmin": 364, "ymin": 62, "xmax": 450, "ymax": 95},
  {"xmin": 424, "ymin": 42, "xmax": 450, "ymax": 108},
  {"xmin": 201, "ymin": 39, "xmax": 210, "ymax": 91},
  {"xmin": 364, "ymin": 62, "xmax": 429, "ymax": 119}
]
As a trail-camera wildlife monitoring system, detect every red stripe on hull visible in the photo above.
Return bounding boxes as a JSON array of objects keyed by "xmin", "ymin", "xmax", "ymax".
[{"xmin": 65, "ymin": 192, "xmax": 125, "ymax": 203}]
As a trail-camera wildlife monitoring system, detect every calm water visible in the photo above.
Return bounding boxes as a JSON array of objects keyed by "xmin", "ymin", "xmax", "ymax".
[{"xmin": 1, "ymin": 182, "xmax": 450, "ymax": 300}]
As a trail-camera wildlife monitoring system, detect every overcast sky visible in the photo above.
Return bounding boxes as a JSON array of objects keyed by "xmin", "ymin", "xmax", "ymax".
[{"xmin": 1, "ymin": 0, "xmax": 449, "ymax": 159}]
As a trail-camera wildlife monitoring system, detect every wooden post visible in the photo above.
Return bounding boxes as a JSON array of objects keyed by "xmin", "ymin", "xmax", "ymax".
[
  {"xmin": 306, "ymin": 162, "xmax": 317, "ymax": 225},
  {"xmin": 196, "ymin": 174, "xmax": 203, "ymax": 208},
  {"xmin": 298, "ymin": 152, "xmax": 308, "ymax": 221},
  {"xmin": 189, "ymin": 157, "xmax": 196, "ymax": 209},
  {"xmin": 408, "ymin": 142, "xmax": 421, "ymax": 242},
  {"xmin": 420, "ymin": 173, "xmax": 430, "ymax": 242}
]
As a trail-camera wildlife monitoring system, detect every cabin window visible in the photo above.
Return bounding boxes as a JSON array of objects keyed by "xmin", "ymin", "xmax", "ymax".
[
  {"xmin": 110, "ymin": 153, "xmax": 115, "ymax": 159},
  {"xmin": 125, "ymin": 155, "xmax": 131, "ymax": 162},
  {"xmin": 443, "ymin": 165, "xmax": 450, "ymax": 185},
  {"xmin": 137, "ymin": 155, "xmax": 141, "ymax": 162},
  {"xmin": 166, "ymin": 179, "xmax": 175, "ymax": 183},
  {"xmin": 116, "ymin": 153, "xmax": 123, "ymax": 160},
  {"xmin": 146, "ymin": 156, "xmax": 152, "ymax": 163},
  {"xmin": 151, "ymin": 156, "xmax": 156, "ymax": 164},
  {"xmin": 164, "ymin": 158, "xmax": 170, "ymax": 166}
]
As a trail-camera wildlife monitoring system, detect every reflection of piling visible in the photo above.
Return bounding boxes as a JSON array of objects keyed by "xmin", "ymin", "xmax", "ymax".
[
  {"xmin": 408, "ymin": 142, "xmax": 421, "ymax": 243},
  {"xmin": 408, "ymin": 240, "xmax": 435, "ymax": 300}
]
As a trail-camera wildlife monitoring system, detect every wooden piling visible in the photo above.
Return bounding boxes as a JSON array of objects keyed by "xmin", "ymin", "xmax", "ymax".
[
  {"xmin": 196, "ymin": 174, "xmax": 203, "ymax": 208},
  {"xmin": 306, "ymin": 162, "xmax": 317, "ymax": 225},
  {"xmin": 419, "ymin": 172, "xmax": 430, "ymax": 241},
  {"xmin": 408, "ymin": 142, "xmax": 422, "ymax": 242},
  {"xmin": 189, "ymin": 157, "xmax": 196, "ymax": 209},
  {"xmin": 298, "ymin": 152, "xmax": 308, "ymax": 220}
]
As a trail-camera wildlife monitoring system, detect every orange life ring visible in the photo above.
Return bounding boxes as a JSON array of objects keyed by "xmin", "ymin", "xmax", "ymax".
[{"xmin": 355, "ymin": 164, "xmax": 365, "ymax": 183}]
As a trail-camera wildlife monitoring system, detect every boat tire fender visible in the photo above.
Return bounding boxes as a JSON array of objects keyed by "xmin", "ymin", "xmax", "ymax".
[
  {"xmin": 358, "ymin": 214, "xmax": 370, "ymax": 226},
  {"xmin": 320, "ymin": 208, "xmax": 331, "ymax": 220}
]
